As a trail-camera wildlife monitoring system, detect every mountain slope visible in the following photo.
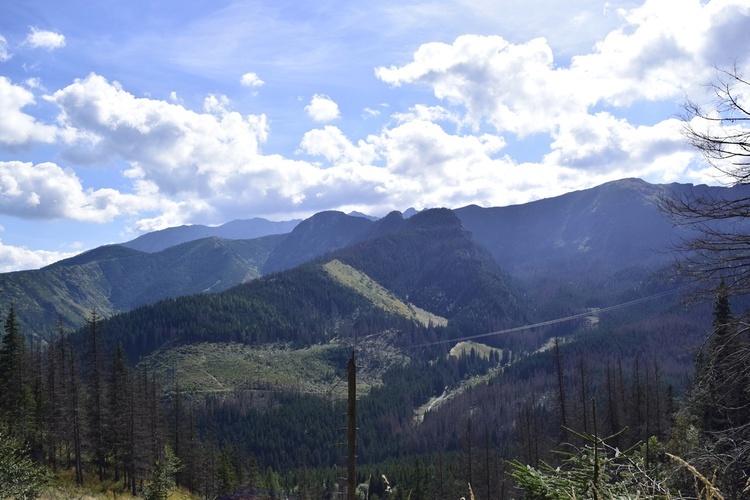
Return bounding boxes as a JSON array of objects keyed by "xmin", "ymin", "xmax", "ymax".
[
  {"xmin": 331, "ymin": 208, "xmax": 528, "ymax": 338},
  {"xmin": 0, "ymin": 234, "xmax": 284, "ymax": 336},
  {"xmin": 455, "ymin": 178, "xmax": 750, "ymax": 281},
  {"xmin": 260, "ymin": 211, "xmax": 375, "ymax": 274}
]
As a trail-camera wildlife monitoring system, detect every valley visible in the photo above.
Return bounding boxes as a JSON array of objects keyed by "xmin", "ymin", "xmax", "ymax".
[{"xmin": 1, "ymin": 177, "xmax": 748, "ymax": 499}]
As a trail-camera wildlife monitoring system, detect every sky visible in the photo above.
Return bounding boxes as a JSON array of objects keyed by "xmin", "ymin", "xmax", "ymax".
[{"xmin": 0, "ymin": 0, "xmax": 749, "ymax": 272}]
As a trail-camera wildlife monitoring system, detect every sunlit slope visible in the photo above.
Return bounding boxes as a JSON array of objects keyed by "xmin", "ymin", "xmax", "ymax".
[{"xmin": 323, "ymin": 259, "xmax": 447, "ymax": 327}]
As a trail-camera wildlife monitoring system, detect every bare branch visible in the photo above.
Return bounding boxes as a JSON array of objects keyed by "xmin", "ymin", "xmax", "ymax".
[{"xmin": 665, "ymin": 65, "xmax": 750, "ymax": 297}]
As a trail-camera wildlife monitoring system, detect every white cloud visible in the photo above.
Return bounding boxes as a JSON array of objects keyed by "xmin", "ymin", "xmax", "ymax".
[
  {"xmin": 0, "ymin": 240, "xmax": 77, "ymax": 272},
  {"xmin": 305, "ymin": 94, "xmax": 340, "ymax": 122},
  {"xmin": 240, "ymin": 72, "xmax": 264, "ymax": 88},
  {"xmin": 43, "ymin": 74, "xmax": 364, "ymax": 228},
  {"xmin": 0, "ymin": 161, "xmax": 147, "ymax": 222},
  {"xmin": 24, "ymin": 77, "xmax": 44, "ymax": 90},
  {"xmin": 392, "ymin": 104, "xmax": 463, "ymax": 127},
  {"xmin": 0, "ymin": 35, "xmax": 10, "ymax": 61},
  {"xmin": 368, "ymin": 0, "xmax": 750, "ymax": 201},
  {"xmin": 50, "ymin": 74, "xmax": 270, "ymax": 198},
  {"xmin": 0, "ymin": 77, "xmax": 57, "ymax": 146},
  {"xmin": 299, "ymin": 126, "xmax": 378, "ymax": 165},
  {"xmin": 203, "ymin": 93, "xmax": 232, "ymax": 115},
  {"xmin": 377, "ymin": 35, "xmax": 579, "ymax": 136},
  {"xmin": 25, "ymin": 27, "xmax": 66, "ymax": 51},
  {"xmin": 544, "ymin": 112, "xmax": 691, "ymax": 176},
  {"xmin": 375, "ymin": 0, "xmax": 750, "ymax": 138}
]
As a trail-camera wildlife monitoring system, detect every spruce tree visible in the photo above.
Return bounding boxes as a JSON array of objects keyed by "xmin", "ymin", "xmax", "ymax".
[{"xmin": 0, "ymin": 305, "xmax": 28, "ymax": 437}]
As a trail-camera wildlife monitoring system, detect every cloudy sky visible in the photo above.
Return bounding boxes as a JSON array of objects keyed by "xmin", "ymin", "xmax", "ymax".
[{"xmin": 1, "ymin": 0, "xmax": 749, "ymax": 271}]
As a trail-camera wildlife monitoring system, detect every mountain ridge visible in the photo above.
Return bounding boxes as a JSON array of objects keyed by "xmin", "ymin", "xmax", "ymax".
[
  {"xmin": 4, "ymin": 177, "xmax": 749, "ymax": 338},
  {"xmin": 122, "ymin": 217, "xmax": 301, "ymax": 253}
]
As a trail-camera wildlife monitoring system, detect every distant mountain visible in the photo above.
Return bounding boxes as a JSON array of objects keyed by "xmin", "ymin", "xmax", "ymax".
[
  {"xmin": 0, "ymin": 234, "xmax": 284, "ymax": 336},
  {"xmin": 402, "ymin": 207, "xmax": 420, "ymax": 218},
  {"xmin": 347, "ymin": 211, "xmax": 379, "ymax": 221},
  {"xmin": 86, "ymin": 207, "xmax": 529, "ymax": 363},
  {"xmin": 122, "ymin": 217, "xmax": 300, "ymax": 253},
  {"xmin": 455, "ymin": 178, "xmax": 712, "ymax": 278},
  {"xmin": 261, "ymin": 211, "xmax": 375, "ymax": 274}
]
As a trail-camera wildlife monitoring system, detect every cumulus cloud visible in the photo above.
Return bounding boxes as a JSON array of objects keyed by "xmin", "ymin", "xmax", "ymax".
[
  {"xmin": 544, "ymin": 113, "xmax": 691, "ymax": 176},
  {"xmin": 41, "ymin": 74, "xmax": 362, "ymax": 228},
  {"xmin": 368, "ymin": 0, "xmax": 750, "ymax": 199},
  {"xmin": 50, "ymin": 74, "xmax": 270, "ymax": 198},
  {"xmin": 299, "ymin": 126, "xmax": 378, "ymax": 165},
  {"xmin": 25, "ymin": 27, "xmax": 66, "ymax": 51},
  {"xmin": 305, "ymin": 94, "xmax": 340, "ymax": 122},
  {"xmin": 376, "ymin": 0, "xmax": 750, "ymax": 136},
  {"xmin": 376, "ymin": 35, "xmax": 567, "ymax": 136},
  {"xmin": 0, "ymin": 35, "xmax": 10, "ymax": 61},
  {"xmin": 240, "ymin": 72, "xmax": 264, "ymax": 88},
  {"xmin": 0, "ymin": 77, "xmax": 57, "ymax": 146},
  {"xmin": 0, "ymin": 161, "xmax": 146, "ymax": 222},
  {"xmin": 0, "ymin": 241, "xmax": 77, "ymax": 273}
]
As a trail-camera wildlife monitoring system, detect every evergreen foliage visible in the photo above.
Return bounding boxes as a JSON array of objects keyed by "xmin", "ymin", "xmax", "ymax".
[
  {"xmin": 143, "ymin": 445, "xmax": 182, "ymax": 500},
  {"xmin": 0, "ymin": 423, "xmax": 49, "ymax": 499}
]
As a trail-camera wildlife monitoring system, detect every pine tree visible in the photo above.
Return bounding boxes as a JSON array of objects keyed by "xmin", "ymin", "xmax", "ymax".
[
  {"xmin": 0, "ymin": 305, "xmax": 29, "ymax": 437},
  {"xmin": 143, "ymin": 445, "xmax": 182, "ymax": 500}
]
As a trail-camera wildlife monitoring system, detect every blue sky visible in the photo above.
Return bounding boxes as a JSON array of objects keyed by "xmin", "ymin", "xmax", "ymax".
[{"xmin": 0, "ymin": 0, "xmax": 749, "ymax": 271}]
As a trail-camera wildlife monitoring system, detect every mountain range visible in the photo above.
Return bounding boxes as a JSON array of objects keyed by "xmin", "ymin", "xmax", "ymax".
[{"xmin": 2, "ymin": 177, "xmax": 742, "ymax": 342}]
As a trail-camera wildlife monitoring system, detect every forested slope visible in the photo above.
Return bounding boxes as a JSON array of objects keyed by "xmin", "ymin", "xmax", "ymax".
[{"xmin": 0, "ymin": 234, "xmax": 284, "ymax": 337}]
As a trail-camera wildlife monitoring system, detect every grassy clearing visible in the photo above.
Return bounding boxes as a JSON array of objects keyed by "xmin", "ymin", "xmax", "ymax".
[
  {"xmin": 449, "ymin": 340, "xmax": 502, "ymax": 361},
  {"xmin": 415, "ymin": 341, "xmax": 505, "ymax": 424},
  {"xmin": 414, "ymin": 364, "xmax": 504, "ymax": 424},
  {"xmin": 138, "ymin": 333, "xmax": 409, "ymax": 399},
  {"xmin": 323, "ymin": 259, "xmax": 447, "ymax": 327},
  {"xmin": 40, "ymin": 468, "xmax": 197, "ymax": 499}
]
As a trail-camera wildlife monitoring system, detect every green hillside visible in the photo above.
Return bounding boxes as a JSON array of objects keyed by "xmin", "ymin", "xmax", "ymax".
[{"xmin": 0, "ymin": 235, "xmax": 284, "ymax": 337}]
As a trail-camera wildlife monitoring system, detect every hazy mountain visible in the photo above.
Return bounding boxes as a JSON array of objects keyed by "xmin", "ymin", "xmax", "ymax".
[
  {"xmin": 454, "ymin": 178, "xmax": 735, "ymax": 279},
  {"xmin": 122, "ymin": 217, "xmax": 300, "ymax": 253}
]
